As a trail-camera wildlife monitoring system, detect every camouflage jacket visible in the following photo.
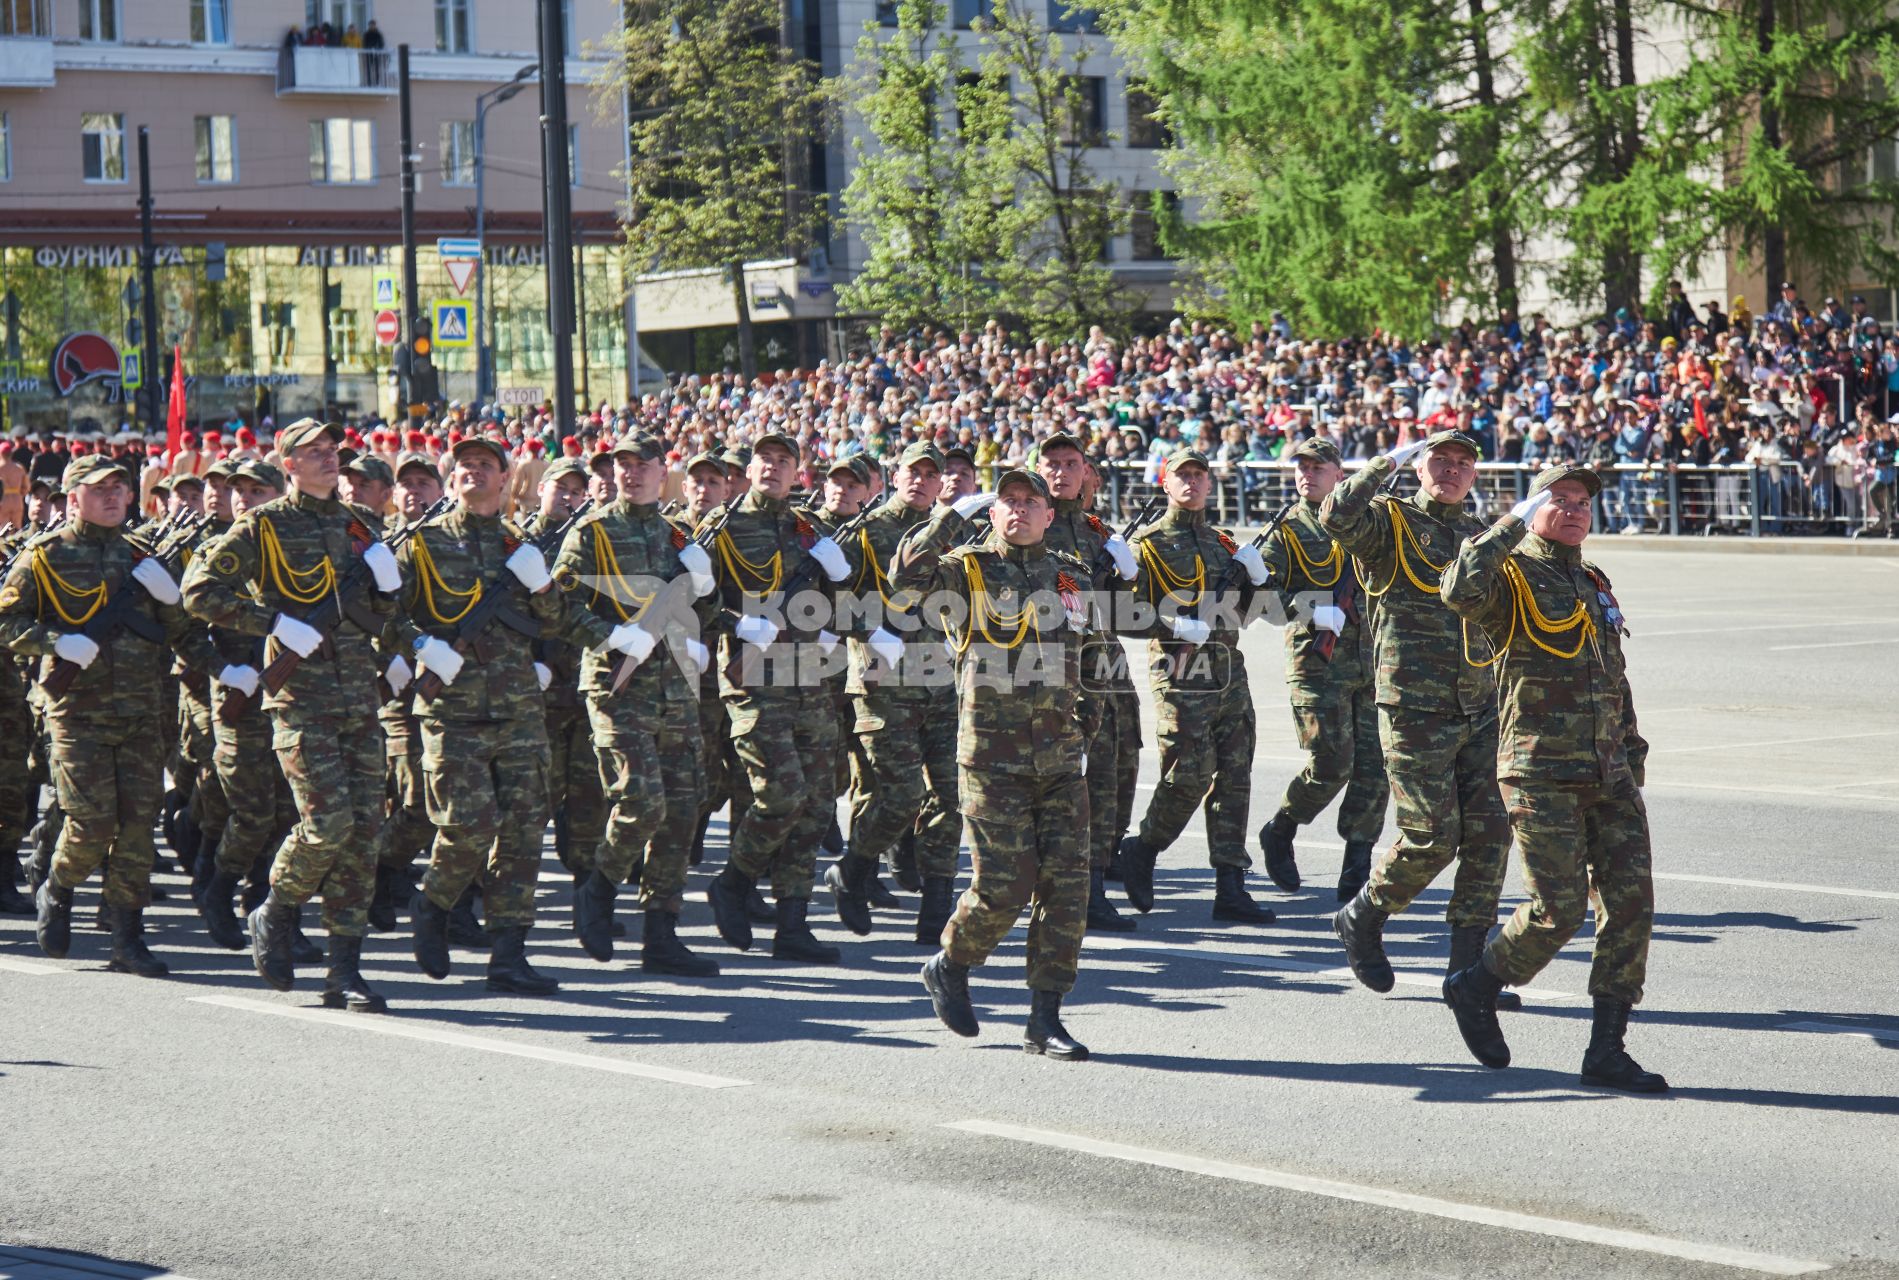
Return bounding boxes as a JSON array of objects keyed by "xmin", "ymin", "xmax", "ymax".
[
  {"xmin": 892, "ymin": 506, "xmax": 1089, "ymax": 777},
  {"xmin": 552, "ymin": 498, "xmax": 713, "ymax": 707},
  {"xmin": 373, "ymin": 512, "xmax": 424, "ymax": 740},
  {"xmin": 1125, "ymin": 504, "xmax": 1256, "ymax": 694},
  {"xmin": 0, "ymin": 519, "xmax": 215, "ymax": 718},
  {"xmin": 707, "ymin": 490, "xmax": 838, "ymax": 696},
  {"xmin": 181, "ymin": 489, "xmax": 391, "ymax": 717},
  {"xmin": 1043, "ymin": 496, "xmax": 1137, "ymax": 698},
  {"xmin": 1441, "ymin": 518, "xmax": 1648, "ymax": 786},
  {"xmin": 838, "ymin": 496, "xmax": 944, "ymax": 698},
  {"xmin": 392, "ymin": 503, "xmax": 581, "ymax": 723},
  {"xmin": 1320, "ymin": 459, "xmax": 1498, "ymax": 716},
  {"xmin": 521, "ymin": 508, "xmax": 588, "ymax": 712},
  {"xmin": 1263, "ymin": 498, "xmax": 1372, "ymax": 703}
]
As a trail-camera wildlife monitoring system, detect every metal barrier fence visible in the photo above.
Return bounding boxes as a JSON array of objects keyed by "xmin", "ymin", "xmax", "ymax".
[{"xmin": 1094, "ymin": 460, "xmax": 1897, "ymax": 537}]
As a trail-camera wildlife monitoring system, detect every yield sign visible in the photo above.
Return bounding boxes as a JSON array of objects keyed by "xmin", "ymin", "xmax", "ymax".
[
  {"xmin": 444, "ymin": 258, "xmax": 479, "ymax": 296},
  {"xmin": 374, "ymin": 309, "xmax": 401, "ymax": 346}
]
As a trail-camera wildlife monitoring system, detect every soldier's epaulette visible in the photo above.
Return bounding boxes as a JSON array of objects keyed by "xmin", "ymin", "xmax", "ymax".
[
  {"xmin": 501, "ymin": 518, "xmax": 530, "ymax": 542},
  {"xmin": 344, "ymin": 500, "xmax": 384, "ymax": 532},
  {"xmin": 1050, "ymin": 547, "xmax": 1089, "ymax": 574},
  {"xmin": 573, "ymin": 505, "xmax": 613, "ymax": 532},
  {"xmin": 663, "ymin": 512, "xmax": 695, "ymax": 540},
  {"xmin": 20, "ymin": 526, "xmax": 65, "ymax": 551},
  {"xmin": 125, "ymin": 529, "xmax": 161, "ymax": 556},
  {"xmin": 943, "ymin": 542, "xmax": 983, "ymax": 564}
]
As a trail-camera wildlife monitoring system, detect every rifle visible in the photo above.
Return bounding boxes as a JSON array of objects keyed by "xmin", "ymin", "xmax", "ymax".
[
  {"xmin": 255, "ymin": 495, "xmax": 454, "ymax": 698},
  {"xmin": 607, "ymin": 500, "xmax": 737, "ymax": 693},
  {"xmin": 40, "ymin": 513, "xmax": 208, "ymax": 698},
  {"xmin": 411, "ymin": 499, "xmax": 592, "ymax": 701},
  {"xmin": 1190, "ymin": 500, "xmax": 1294, "ymax": 624},
  {"xmin": 1092, "ymin": 492, "xmax": 1161, "ymax": 575}
]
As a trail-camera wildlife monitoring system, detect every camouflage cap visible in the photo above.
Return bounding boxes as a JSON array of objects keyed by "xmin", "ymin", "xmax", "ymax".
[
  {"xmin": 540, "ymin": 457, "xmax": 589, "ymax": 487},
  {"xmin": 1027, "ymin": 432, "xmax": 1088, "ymax": 466},
  {"xmin": 342, "ymin": 454, "xmax": 394, "ymax": 488},
  {"xmin": 28, "ymin": 474, "xmax": 61, "ymax": 495},
  {"xmin": 202, "ymin": 457, "xmax": 237, "ymax": 481},
  {"xmin": 896, "ymin": 440, "xmax": 943, "ymax": 470},
  {"xmin": 275, "ymin": 417, "xmax": 345, "ymax": 453},
  {"xmin": 826, "ymin": 454, "xmax": 872, "ymax": 486},
  {"xmin": 63, "ymin": 453, "xmax": 135, "ymax": 488},
  {"xmin": 233, "ymin": 458, "xmax": 286, "ymax": 491},
  {"xmin": 1527, "ymin": 462, "xmax": 1603, "ymax": 498},
  {"xmin": 149, "ymin": 474, "xmax": 174, "ymax": 496},
  {"xmin": 684, "ymin": 450, "xmax": 728, "ymax": 477},
  {"xmin": 450, "ymin": 435, "xmax": 511, "ymax": 470},
  {"xmin": 750, "ymin": 431, "xmax": 798, "ymax": 459},
  {"xmin": 168, "ymin": 471, "xmax": 205, "ymax": 490},
  {"xmin": 1423, "ymin": 428, "xmax": 1484, "ymax": 459},
  {"xmin": 611, "ymin": 434, "xmax": 666, "ymax": 461},
  {"xmin": 394, "ymin": 450, "xmax": 441, "ymax": 482},
  {"xmin": 1286, "ymin": 437, "xmax": 1343, "ymax": 465},
  {"xmin": 941, "ymin": 442, "xmax": 975, "ymax": 465},
  {"xmin": 994, "ymin": 467, "xmax": 1051, "ymax": 501},
  {"xmin": 719, "ymin": 444, "xmax": 752, "ymax": 470},
  {"xmin": 586, "ymin": 449, "xmax": 615, "ymax": 475},
  {"xmin": 1165, "ymin": 448, "xmax": 1212, "ymax": 473}
]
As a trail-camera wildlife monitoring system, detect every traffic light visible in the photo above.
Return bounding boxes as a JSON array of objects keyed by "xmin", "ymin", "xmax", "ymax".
[{"xmin": 410, "ymin": 315, "xmax": 439, "ymax": 407}]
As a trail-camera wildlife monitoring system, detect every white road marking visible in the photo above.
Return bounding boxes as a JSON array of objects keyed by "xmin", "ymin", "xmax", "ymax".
[
  {"xmin": 188, "ymin": 994, "xmax": 750, "ymax": 1089},
  {"xmin": 1654, "ymin": 872, "xmax": 1899, "ymax": 902},
  {"xmin": 0, "ymin": 956, "xmax": 66, "ymax": 975},
  {"xmin": 942, "ymin": 1119, "xmax": 1830, "ymax": 1276},
  {"xmin": 1766, "ymin": 638, "xmax": 1899, "ymax": 651},
  {"xmin": 1819, "ymin": 777, "xmax": 1899, "ymax": 791},
  {"xmin": 1644, "ymin": 778, "xmax": 1899, "ymax": 805},
  {"xmin": 1639, "ymin": 618, "xmax": 1892, "ymax": 638},
  {"xmin": 1650, "ymin": 729, "xmax": 1899, "ymax": 755},
  {"xmin": 1778, "ymin": 1021, "xmax": 1899, "ymax": 1045}
]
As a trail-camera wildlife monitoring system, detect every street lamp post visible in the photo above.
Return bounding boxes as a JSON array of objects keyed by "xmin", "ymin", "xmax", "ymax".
[{"xmin": 474, "ymin": 64, "xmax": 537, "ymax": 406}]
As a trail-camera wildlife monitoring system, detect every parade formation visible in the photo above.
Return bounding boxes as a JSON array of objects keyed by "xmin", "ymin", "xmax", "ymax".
[{"xmin": 0, "ymin": 420, "xmax": 1663, "ymax": 1093}]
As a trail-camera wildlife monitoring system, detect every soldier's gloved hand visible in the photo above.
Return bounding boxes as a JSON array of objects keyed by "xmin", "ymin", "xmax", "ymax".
[
  {"xmin": 677, "ymin": 542, "xmax": 715, "ymax": 597},
  {"xmin": 384, "ymin": 654, "xmax": 413, "ymax": 696},
  {"xmin": 1510, "ymin": 489, "xmax": 1554, "ymax": 523},
  {"xmin": 1232, "ymin": 543, "xmax": 1268, "ymax": 585},
  {"xmin": 216, "ymin": 663, "xmax": 260, "ymax": 697},
  {"xmin": 505, "ymin": 543, "xmax": 553, "ymax": 593},
  {"xmin": 867, "ymin": 626, "xmax": 904, "ymax": 667},
  {"xmin": 1313, "ymin": 604, "xmax": 1346, "ymax": 634},
  {"xmin": 807, "ymin": 536, "xmax": 850, "ymax": 583},
  {"xmin": 1381, "ymin": 437, "xmax": 1429, "ymax": 467},
  {"xmin": 1167, "ymin": 615, "xmax": 1211, "ymax": 647},
  {"xmin": 734, "ymin": 613, "xmax": 778, "ymax": 651},
  {"xmin": 130, "ymin": 557, "xmax": 181, "ymax": 606},
  {"xmin": 52, "ymin": 632, "xmax": 99, "ymax": 669},
  {"xmin": 815, "ymin": 628, "xmax": 840, "ymax": 655},
  {"xmin": 952, "ymin": 492, "xmax": 997, "ymax": 520},
  {"xmin": 362, "ymin": 541, "xmax": 402, "ymax": 593},
  {"xmin": 684, "ymin": 637, "xmax": 710, "ymax": 675},
  {"xmin": 534, "ymin": 662, "xmax": 553, "ymax": 691},
  {"xmin": 607, "ymin": 622, "xmax": 656, "ymax": 666},
  {"xmin": 270, "ymin": 613, "xmax": 324, "ymax": 658},
  {"xmin": 942, "ymin": 639, "xmax": 958, "ymax": 662},
  {"xmin": 1103, "ymin": 534, "xmax": 1138, "ymax": 581},
  {"xmin": 414, "ymin": 635, "xmax": 463, "ymax": 686}
]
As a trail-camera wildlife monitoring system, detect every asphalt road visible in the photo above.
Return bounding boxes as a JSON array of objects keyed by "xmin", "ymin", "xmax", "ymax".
[{"xmin": 4, "ymin": 541, "xmax": 1897, "ymax": 1280}]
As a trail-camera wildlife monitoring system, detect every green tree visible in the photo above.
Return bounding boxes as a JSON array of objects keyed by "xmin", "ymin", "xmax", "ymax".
[{"xmin": 603, "ymin": 0, "xmax": 830, "ymax": 379}]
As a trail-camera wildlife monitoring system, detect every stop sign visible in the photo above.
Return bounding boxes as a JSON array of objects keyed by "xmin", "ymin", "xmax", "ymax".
[{"xmin": 375, "ymin": 310, "xmax": 401, "ymax": 347}]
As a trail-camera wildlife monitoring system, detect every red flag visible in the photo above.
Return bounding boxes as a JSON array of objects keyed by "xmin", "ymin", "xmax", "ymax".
[
  {"xmin": 1692, "ymin": 392, "xmax": 1708, "ymax": 438},
  {"xmin": 164, "ymin": 346, "xmax": 187, "ymax": 465}
]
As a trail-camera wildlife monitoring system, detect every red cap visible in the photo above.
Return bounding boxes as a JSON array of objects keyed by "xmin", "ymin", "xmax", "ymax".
[
  {"xmin": 526, "ymin": 437, "xmax": 545, "ymax": 453},
  {"xmin": 237, "ymin": 426, "xmax": 257, "ymax": 446}
]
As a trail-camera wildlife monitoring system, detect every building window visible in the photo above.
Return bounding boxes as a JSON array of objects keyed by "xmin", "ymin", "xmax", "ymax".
[
  {"xmin": 953, "ymin": 0, "xmax": 983, "ymax": 26},
  {"xmin": 0, "ymin": 112, "xmax": 9, "ymax": 182},
  {"xmin": 1130, "ymin": 189, "xmax": 1178, "ymax": 261},
  {"xmin": 309, "ymin": 117, "xmax": 375, "ymax": 184},
  {"xmin": 81, "ymin": 112, "xmax": 125, "ymax": 183},
  {"xmin": 329, "ymin": 308, "xmax": 359, "ymax": 365},
  {"xmin": 562, "ymin": 0, "xmax": 576, "ymax": 56},
  {"xmin": 76, "ymin": 0, "xmax": 118, "ymax": 41},
  {"xmin": 1126, "ymin": 82, "xmax": 1167, "ymax": 149},
  {"xmin": 568, "ymin": 123, "xmax": 579, "ymax": 185},
  {"xmin": 1058, "ymin": 76, "xmax": 1106, "ymax": 147},
  {"xmin": 1046, "ymin": 0, "xmax": 1100, "ymax": 32},
  {"xmin": 2, "ymin": 1, "xmax": 52, "ymax": 36},
  {"xmin": 875, "ymin": 0, "xmax": 898, "ymax": 26},
  {"xmin": 307, "ymin": 0, "xmax": 369, "ymax": 31},
  {"xmin": 435, "ymin": 0, "xmax": 471, "ymax": 53},
  {"xmin": 195, "ymin": 115, "xmax": 237, "ymax": 183},
  {"xmin": 190, "ymin": 0, "xmax": 230, "ymax": 43},
  {"xmin": 440, "ymin": 119, "xmax": 474, "ymax": 186}
]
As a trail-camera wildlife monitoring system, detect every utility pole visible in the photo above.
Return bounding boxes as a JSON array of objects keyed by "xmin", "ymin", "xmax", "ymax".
[
  {"xmin": 398, "ymin": 43, "xmax": 421, "ymax": 420},
  {"xmin": 135, "ymin": 126, "xmax": 161, "ymax": 429},
  {"xmin": 537, "ymin": 0, "xmax": 576, "ymax": 429}
]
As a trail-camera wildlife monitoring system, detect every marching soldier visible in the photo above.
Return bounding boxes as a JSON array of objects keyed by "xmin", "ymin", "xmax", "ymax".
[
  {"xmin": 678, "ymin": 450, "xmax": 739, "ymax": 870},
  {"xmin": 1320, "ymin": 430, "xmax": 1519, "ymax": 1009},
  {"xmin": 898, "ymin": 470, "xmax": 1093, "ymax": 1059},
  {"xmin": 1256, "ymin": 438, "xmax": 1389, "ymax": 901},
  {"xmin": 1117, "ymin": 450, "xmax": 1277, "ymax": 924},
  {"xmin": 1439, "ymin": 464, "xmax": 1664, "ymax": 1091}
]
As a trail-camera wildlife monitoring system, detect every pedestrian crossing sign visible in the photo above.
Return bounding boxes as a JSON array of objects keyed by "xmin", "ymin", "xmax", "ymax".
[
  {"xmin": 432, "ymin": 300, "xmax": 473, "ymax": 349},
  {"xmin": 373, "ymin": 270, "xmax": 399, "ymax": 308}
]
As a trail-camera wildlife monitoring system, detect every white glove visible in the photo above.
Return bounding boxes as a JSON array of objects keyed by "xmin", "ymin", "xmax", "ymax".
[
  {"xmin": 385, "ymin": 654, "xmax": 413, "ymax": 695},
  {"xmin": 52, "ymin": 632, "xmax": 99, "ymax": 668},
  {"xmin": 808, "ymin": 536, "xmax": 850, "ymax": 583},
  {"xmin": 943, "ymin": 639, "xmax": 958, "ymax": 662},
  {"xmin": 362, "ymin": 541, "xmax": 402, "ymax": 593},
  {"xmin": 607, "ymin": 622, "xmax": 656, "ymax": 665},
  {"xmin": 130, "ymin": 557, "xmax": 181, "ymax": 606},
  {"xmin": 1510, "ymin": 489, "xmax": 1554, "ymax": 523},
  {"xmin": 1232, "ymin": 543, "xmax": 1268, "ymax": 586},
  {"xmin": 678, "ymin": 542, "xmax": 715, "ymax": 597},
  {"xmin": 1383, "ymin": 438, "xmax": 1429, "ymax": 466},
  {"xmin": 868, "ymin": 626, "xmax": 904, "ymax": 667},
  {"xmin": 414, "ymin": 635, "xmax": 463, "ymax": 686},
  {"xmin": 505, "ymin": 543, "xmax": 553, "ymax": 593},
  {"xmin": 684, "ymin": 638, "xmax": 710, "ymax": 674},
  {"xmin": 534, "ymin": 662, "xmax": 553, "ymax": 691},
  {"xmin": 1168, "ymin": 615, "xmax": 1211, "ymax": 646},
  {"xmin": 1313, "ymin": 605, "xmax": 1346, "ymax": 634},
  {"xmin": 270, "ymin": 612, "xmax": 323, "ymax": 658},
  {"xmin": 816, "ymin": 628, "xmax": 840, "ymax": 656},
  {"xmin": 734, "ymin": 613, "xmax": 779, "ymax": 651},
  {"xmin": 1103, "ymin": 534, "xmax": 1137, "ymax": 582},
  {"xmin": 953, "ymin": 492, "xmax": 997, "ymax": 520},
  {"xmin": 216, "ymin": 663, "xmax": 259, "ymax": 697}
]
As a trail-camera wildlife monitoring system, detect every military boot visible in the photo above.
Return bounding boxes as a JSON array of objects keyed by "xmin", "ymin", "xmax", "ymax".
[
  {"xmin": 1085, "ymin": 867, "xmax": 1136, "ymax": 933},
  {"xmin": 914, "ymin": 874, "xmax": 956, "ymax": 947},
  {"xmin": 249, "ymin": 891, "xmax": 298, "ymax": 992},
  {"xmin": 367, "ymin": 863, "xmax": 400, "ymax": 932},
  {"xmin": 410, "ymin": 890, "xmax": 452, "ymax": 979},
  {"xmin": 106, "ymin": 906, "xmax": 169, "ymax": 978},
  {"xmin": 772, "ymin": 896, "xmax": 841, "ymax": 965},
  {"xmin": 921, "ymin": 950, "xmax": 978, "ymax": 1037},
  {"xmin": 199, "ymin": 869, "xmax": 246, "ymax": 951},
  {"xmin": 447, "ymin": 886, "xmax": 490, "ymax": 948},
  {"xmin": 0, "ymin": 855, "xmax": 32, "ymax": 916},
  {"xmin": 1258, "ymin": 810, "xmax": 1301, "ymax": 892},
  {"xmin": 289, "ymin": 906, "xmax": 325, "ymax": 965},
  {"xmin": 823, "ymin": 853, "xmax": 876, "ymax": 936},
  {"xmin": 573, "ymin": 868, "xmax": 618, "ymax": 962},
  {"xmin": 34, "ymin": 878, "xmax": 73, "ymax": 959},
  {"xmin": 1580, "ymin": 998, "xmax": 1668, "ymax": 1094},
  {"xmin": 189, "ymin": 838, "xmax": 220, "ymax": 909},
  {"xmin": 1448, "ymin": 926, "xmax": 1520, "ymax": 1011},
  {"xmin": 485, "ymin": 926, "xmax": 560, "ymax": 995},
  {"xmin": 321, "ymin": 934, "xmax": 387, "ymax": 1013},
  {"xmin": 1118, "ymin": 834, "xmax": 1160, "ymax": 914},
  {"xmin": 1105, "ymin": 835, "xmax": 1126, "ymax": 883},
  {"xmin": 1212, "ymin": 866, "xmax": 1276, "ymax": 924},
  {"xmin": 745, "ymin": 882, "xmax": 774, "ymax": 924},
  {"xmin": 641, "ymin": 909, "xmax": 720, "ymax": 977},
  {"xmin": 1336, "ymin": 839, "xmax": 1374, "ymax": 903},
  {"xmin": 891, "ymin": 828, "xmax": 922, "ymax": 893},
  {"xmin": 705, "ymin": 864, "xmax": 756, "ymax": 951},
  {"xmin": 819, "ymin": 814, "xmax": 845, "ymax": 858},
  {"xmin": 1332, "ymin": 886, "xmax": 1395, "ymax": 992},
  {"xmin": 1023, "ymin": 990, "xmax": 1089, "ymax": 1061},
  {"xmin": 865, "ymin": 869, "xmax": 901, "ymax": 911},
  {"xmin": 689, "ymin": 811, "xmax": 711, "ymax": 867},
  {"xmin": 1442, "ymin": 955, "xmax": 1511, "ymax": 1069}
]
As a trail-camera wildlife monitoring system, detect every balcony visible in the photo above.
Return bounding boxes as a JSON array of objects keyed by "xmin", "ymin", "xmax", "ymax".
[
  {"xmin": 275, "ymin": 45, "xmax": 392, "ymax": 97},
  {"xmin": 0, "ymin": 38, "xmax": 56, "ymax": 88}
]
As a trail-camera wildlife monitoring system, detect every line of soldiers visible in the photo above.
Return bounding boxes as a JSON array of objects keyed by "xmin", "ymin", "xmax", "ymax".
[{"xmin": 0, "ymin": 420, "xmax": 1663, "ymax": 1089}]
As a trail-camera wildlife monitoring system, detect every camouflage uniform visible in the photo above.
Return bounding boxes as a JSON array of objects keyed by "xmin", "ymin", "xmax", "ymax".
[
  {"xmin": 371, "ymin": 670, "xmax": 432, "ymax": 877},
  {"xmin": 207, "ymin": 631, "xmax": 294, "ymax": 883},
  {"xmin": 522, "ymin": 501, "xmax": 606, "ymax": 881}
]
